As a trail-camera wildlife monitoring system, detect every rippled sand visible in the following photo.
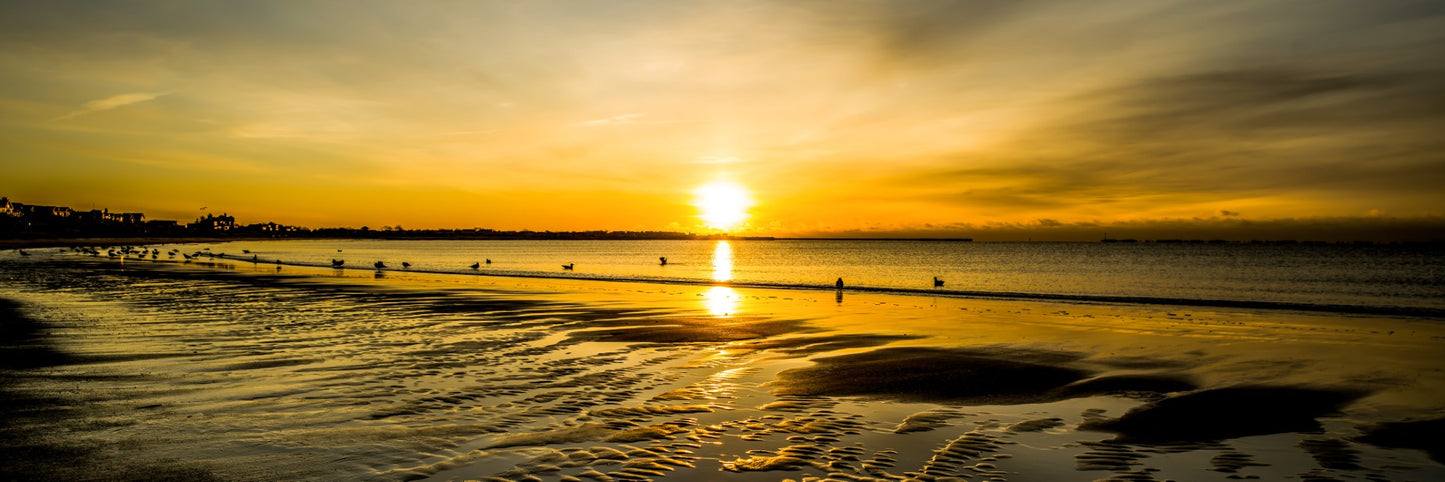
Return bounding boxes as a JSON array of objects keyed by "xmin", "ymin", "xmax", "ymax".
[{"xmin": 2, "ymin": 253, "xmax": 1443, "ymax": 481}]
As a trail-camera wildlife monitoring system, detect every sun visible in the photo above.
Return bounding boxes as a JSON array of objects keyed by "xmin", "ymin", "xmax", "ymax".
[{"xmin": 693, "ymin": 181, "xmax": 752, "ymax": 231}]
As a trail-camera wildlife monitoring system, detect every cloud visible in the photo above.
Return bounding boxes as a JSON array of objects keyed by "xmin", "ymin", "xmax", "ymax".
[
  {"xmin": 54, "ymin": 92, "xmax": 169, "ymax": 120},
  {"xmin": 694, "ymin": 156, "xmax": 742, "ymax": 165},
  {"xmin": 578, "ymin": 113, "xmax": 647, "ymax": 126}
]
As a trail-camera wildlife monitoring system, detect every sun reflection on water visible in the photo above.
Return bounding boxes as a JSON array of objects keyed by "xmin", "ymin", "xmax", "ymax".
[
  {"xmin": 703, "ymin": 286, "xmax": 739, "ymax": 317},
  {"xmin": 712, "ymin": 240, "xmax": 733, "ymax": 282}
]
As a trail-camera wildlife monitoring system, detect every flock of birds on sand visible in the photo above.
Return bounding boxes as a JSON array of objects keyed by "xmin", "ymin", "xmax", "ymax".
[{"xmin": 19, "ymin": 247, "xmax": 950, "ymax": 289}]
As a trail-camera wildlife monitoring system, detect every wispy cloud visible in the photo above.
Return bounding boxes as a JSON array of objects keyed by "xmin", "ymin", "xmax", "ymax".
[
  {"xmin": 54, "ymin": 92, "xmax": 169, "ymax": 120},
  {"xmin": 694, "ymin": 156, "xmax": 742, "ymax": 165},
  {"xmin": 577, "ymin": 113, "xmax": 647, "ymax": 127}
]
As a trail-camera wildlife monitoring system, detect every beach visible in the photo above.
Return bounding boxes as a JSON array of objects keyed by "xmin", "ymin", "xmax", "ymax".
[{"xmin": 2, "ymin": 252, "xmax": 1443, "ymax": 481}]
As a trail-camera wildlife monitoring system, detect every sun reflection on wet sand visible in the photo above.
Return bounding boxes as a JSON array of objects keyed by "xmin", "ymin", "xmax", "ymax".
[
  {"xmin": 712, "ymin": 240, "xmax": 733, "ymax": 282},
  {"xmin": 703, "ymin": 286, "xmax": 739, "ymax": 317}
]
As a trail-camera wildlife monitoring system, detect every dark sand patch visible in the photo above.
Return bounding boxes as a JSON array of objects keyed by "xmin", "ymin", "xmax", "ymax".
[
  {"xmin": 1007, "ymin": 417, "xmax": 1065, "ymax": 433},
  {"xmin": 1299, "ymin": 437, "xmax": 1362, "ymax": 471},
  {"xmin": 0, "ymin": 297, "xmax": 225, "ymax": 481},
  {"xmin": 772, "ymin": 346, "xmax": 1088, "ymax": 404},
  {"xmin": 1210, "ymin": 450, "xmax": 1269, "ymax": 474},
  {"xmin": 1355, "ymin": 417, "xmax": 1445, "ymax": 464},
  {"xmin": 771, "ymin": 346, "xmax": 1196, "ymax": 405},
  {"xmin": 0, "ymin": 297, "xmax": 71, "ymax": 369},
  {"xmin": 894, "ymin": 408, "xmax": 970, "ymax": 434},
  {"xmin": 1080, "ymin": 386, "xmax": 1367, "ymax": 442}
]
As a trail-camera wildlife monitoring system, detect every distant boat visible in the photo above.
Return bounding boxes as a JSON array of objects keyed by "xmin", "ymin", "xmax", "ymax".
[
  {"xmin": 933, "ymin": 277, "xmax": 945, "ymax": 287},
  {"xmin": 470, "ymin": 262, "xmax": 480, "ymax": 269},
  {"xmin": 374, "ymin": 261, "xmax": 386, "ymax": 269},
  {"xmin": 562, "ymin": 263, "xmax": 574, "ymax": 270}
]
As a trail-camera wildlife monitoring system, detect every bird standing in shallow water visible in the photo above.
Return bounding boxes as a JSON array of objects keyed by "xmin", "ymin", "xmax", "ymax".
[
  {"xmin": 934, "ymin": 277, "xmax": 945, "ymax": 287},
  {"xmin": 374, "ymin": 261, "xmax": 386, "ymax": 269},
  {"xmin": 836, "ymin": 277, "xmax": 844, "ymax": 289},
  {"xmin": 562, "ymin": 263, "xmax": 574, "ymax": 270},
  {"xmin": 470, "ymin": 262, "xmax": 480, "ymax": 269},
  {"xmin": 402, "ymin": 262, "xmax": 411, "ymax": 269}
]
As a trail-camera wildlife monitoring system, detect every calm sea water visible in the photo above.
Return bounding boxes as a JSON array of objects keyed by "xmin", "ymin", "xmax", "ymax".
[{"xmin": 53, "ymin": 239, "xmax": 1445, "ymax": 313}]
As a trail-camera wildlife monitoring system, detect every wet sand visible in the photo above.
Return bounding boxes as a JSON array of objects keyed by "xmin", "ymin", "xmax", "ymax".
[{"xmin": 2, "ymin": 253, "xmax": 1443, "ymax": 481}]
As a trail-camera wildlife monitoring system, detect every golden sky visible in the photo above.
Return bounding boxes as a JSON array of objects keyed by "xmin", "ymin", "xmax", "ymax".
[{"xmin": 2, "ymin": 1, "xmax": 1443, "ymax": 239}]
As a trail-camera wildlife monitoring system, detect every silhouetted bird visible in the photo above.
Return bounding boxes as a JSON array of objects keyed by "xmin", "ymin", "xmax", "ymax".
[
  {"xmin": 243, "ymin": 249, "xmax": 251, "ymax": 254},
  {"xmin": 659, "ymin": 257, "xmax": 668, "ymax": 266},
  {"xmin": 836, "ymin": 277, "xmax": 844, "ymax": 289},
  {"xmin": 331, "ymin": 259, "xmax": 344, "ymax": 268},
  {"xmin": 934, "ymin": 277, "xmax": 945, "ymax": 287},
  {"xmin": 18, "ymin": 249, "xmax": 29, "ymax": 256},
  {"xmin": 470, "ymin": 262, "xmax": 480, "ymax": 269},
  {"xmin": 374, "ymin": 261, "xmax": 386, "ymax": 269},
  {"xmin": 562, "ymin": 263, "xmax": 574, "ymax": 270},
  {"xmin": 401, "ymin": 262, "xmax": 411, "ymax": 269},
  {"xmin": 485, "ymin": 259, "xmax": 491, "ymax": 264}
]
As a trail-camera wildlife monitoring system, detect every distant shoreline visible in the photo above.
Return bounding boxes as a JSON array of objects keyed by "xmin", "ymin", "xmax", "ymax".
[{"xmin": 6, "ymin": 235, "xmax": 1442, "ymax": 250}]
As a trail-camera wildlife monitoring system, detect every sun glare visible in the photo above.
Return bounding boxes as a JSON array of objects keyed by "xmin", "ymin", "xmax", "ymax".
[{"xmin": 694, "ymin": 181, "xmax": 752, "ymax": 231}]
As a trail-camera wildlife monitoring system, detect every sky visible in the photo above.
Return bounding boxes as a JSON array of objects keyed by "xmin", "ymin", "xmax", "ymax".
[{"xmin": 2, "ymin": 0, "xmax": 1443, "ymax": 240}]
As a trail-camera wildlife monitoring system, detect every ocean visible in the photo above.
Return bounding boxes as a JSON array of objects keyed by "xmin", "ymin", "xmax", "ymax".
[{"xmin": 83, "ymin": 239, "xmax": 1445, "ymax": 315}]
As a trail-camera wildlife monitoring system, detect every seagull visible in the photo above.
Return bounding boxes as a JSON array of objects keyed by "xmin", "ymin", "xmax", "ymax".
[
  {"xmin": 934, "ymin": 277, "xmax": 945, "ymax": 287},
  {"xmin": 401, "ymin": 262, "xmax": 411, "ymax": 269},
  {"xmin": 485, "ymin": 259, "xmax": 491, "ymax": 264},
  {"xmin": 659, "ymin": 256, "xmax": 668, "ymax": 266},
  {"xmin": 374, "ymin": 261, "xmax": 386, "ymax": 269},
  {"xmin": 470, "ymin": 262, "xmax": 480, "ymax": 269},
  {"xmin": 331, "ymin": 259, "xmax": 344, "ymax": 267},
  {"xmin": 562, "ymin": 263, "xmax": 574, "ymax": 270},
  {"xmin": 18, "ymin": 249, "xmax": 29, "ymax": 256}
]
